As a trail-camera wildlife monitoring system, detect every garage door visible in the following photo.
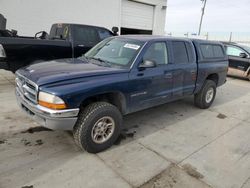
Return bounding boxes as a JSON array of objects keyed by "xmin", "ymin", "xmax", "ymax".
[{"xmin": 121, "ymin": 0, "xmax": 154, "ymax": 30}]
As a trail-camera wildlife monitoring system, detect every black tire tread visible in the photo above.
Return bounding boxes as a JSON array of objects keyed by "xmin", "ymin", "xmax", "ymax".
[
  {"xmin": 73, "ymin": 102, "xmax": 121, "ymax": 152},
  {"xmin": 194, "ymin": 80, "xmax": 216, "ymax": 109}
]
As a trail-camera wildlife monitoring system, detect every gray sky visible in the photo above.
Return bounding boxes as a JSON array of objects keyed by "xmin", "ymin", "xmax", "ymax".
[{"xmin": 166, "ymin": 0, "xmax": 250, "ymax": 33}]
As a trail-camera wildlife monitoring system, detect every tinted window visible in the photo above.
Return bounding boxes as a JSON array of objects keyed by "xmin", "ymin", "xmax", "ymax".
[
  {"xmin": 201, "ymin": 44, "xmax": 224, "ymax": 58},
  {"xmin": 73, "ymin": 26, "xmax": 99, "ymax": 45},
  {"xmin": 213, "ymin": 45, "xmax": 224, "ymax": 57},
  {"xmin": 172, "ymin": 41, "xmax": 189, "ymax": 63},
  {"xmin": 185, "ymin": 42, "xmax": 195, "ymax": 62},
  {"xmin": 97, "ymin": 28, "xmax": 113, "ymax": 40},
  {"xmin": 143, "ymin": 42, "xmax": 168, "ymax": 65},
  {"xmin": 226, "ymin": 46, "xmax": 245, "ymax": 57},
  {"xmin": 200, "ymin": 44, "xmax": 213, "ymax": 58}
]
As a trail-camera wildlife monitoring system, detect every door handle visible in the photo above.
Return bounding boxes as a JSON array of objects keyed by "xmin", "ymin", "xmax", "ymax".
[
  {"xmin": 191, "ymin": 70, "xmax": 197, "ymax": 80},
  {"xmin": 164, "ymin": 73, "xmax": 173, "ymax": 79},
  {"xmin": 190, "ymin": 70, "xmax": 196, "ymax": 74},
  {"xmin": 237, "ymin": 66, "xmax": 245, "ymax": 70},
  {"xmin": 77, "ymin": 44, "xmax": 85, "ymax": 47},
  {"xmin": 137, "ymin": 73, "xmax": 144, "ymax": 77}
]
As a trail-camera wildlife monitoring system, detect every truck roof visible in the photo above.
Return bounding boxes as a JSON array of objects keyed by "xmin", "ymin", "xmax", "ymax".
[
  {"xmin": 117, "ymin": 35, "xmax": 223, "ymax": 45},
  {"xmin": 117, "ymin": 35, "xmax": 187, "ymax": 42},
  {"xmin": 52, "ymin": 23, "xmax": 111, "ymax": 30}
]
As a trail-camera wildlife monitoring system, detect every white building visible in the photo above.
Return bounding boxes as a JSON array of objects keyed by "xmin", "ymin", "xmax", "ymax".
[{"xmin": 0, "ymin": 0, "xmax": 167, "ymax": 36}]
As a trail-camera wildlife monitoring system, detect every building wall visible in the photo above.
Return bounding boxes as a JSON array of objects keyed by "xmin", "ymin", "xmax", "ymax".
[
  {"xmin": 0, "ymin": 0, "xmax": 166, "ymax": 36},
  {"xmin": 131, "ymin": 0, "xmax": 167, "ymax": 35},
  {"xmin": 0, "ymin": 0, "xmax": 121, "ymax": 36}
]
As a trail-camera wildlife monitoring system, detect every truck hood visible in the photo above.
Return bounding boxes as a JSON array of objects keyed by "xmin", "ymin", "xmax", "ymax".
[{"xmin": 17, "ymin": 58, "xmax": 129, "ymax": 86}]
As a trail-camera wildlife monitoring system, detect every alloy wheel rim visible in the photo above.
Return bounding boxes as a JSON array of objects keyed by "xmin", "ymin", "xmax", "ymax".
[
  {"xmin": 91, "ymin": 116, "xmax": 115, "ymax": 144},
  {"xmin": 205, "ymin": 87, "xmax": 214, "ymax": 103}
]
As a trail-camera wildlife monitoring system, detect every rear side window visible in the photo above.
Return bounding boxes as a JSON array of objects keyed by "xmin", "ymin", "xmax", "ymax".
[
  {"xmin": 49, "ymin": 24, "xmax": 69, "ymax": 40},
  {"xmin": 185, "ymin": 42, "xmax": 195, "ymax": 62},
  {"xmin": 73, "ymin": 26, "xmax": 99, "ymax": 45},
  {"xmin": 172, "ymin": 41, "xmax": 189, "ymax": 63},
  {"xmin": 213, "ymin": 45, "xmax": 224, "ymax": 57},
  {"xmin": 97, "ymin": 28, "xmax": 113, "ymax": 40},
  {"xmin": 200, "ymin": 44, "xmax": 224, "ymax": 58}
]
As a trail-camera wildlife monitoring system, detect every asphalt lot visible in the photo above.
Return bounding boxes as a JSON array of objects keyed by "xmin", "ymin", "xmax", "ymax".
[{"xmin": 0, "ymin": 70, "xmax": 249, "ymax": 188}]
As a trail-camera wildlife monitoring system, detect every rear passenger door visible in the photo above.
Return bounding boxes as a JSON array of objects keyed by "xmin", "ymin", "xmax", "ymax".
[{"xmin": 170, "ymin": 41, "xmax": 197, "ymax": 98}]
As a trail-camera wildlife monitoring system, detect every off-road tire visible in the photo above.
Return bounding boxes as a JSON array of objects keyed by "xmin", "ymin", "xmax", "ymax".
[
  {"xmin": 73, "ymin": 102, "xmax": 122, "ymax": 153},
  {"xmin": 194, "ymin": 80, "xmax": 216, "ymax": 109}
]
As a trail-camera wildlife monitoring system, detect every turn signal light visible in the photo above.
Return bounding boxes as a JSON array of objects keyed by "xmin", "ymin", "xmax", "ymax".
[
  {"xmin": 38, "ymin": 100, "xmax": 66, "ymax": 110},
  {"xmin": 38, "ymin": 91, "xmax": 67, "ymax": 110}
]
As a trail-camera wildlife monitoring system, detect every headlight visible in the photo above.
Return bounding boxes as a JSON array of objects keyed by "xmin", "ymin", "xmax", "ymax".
[
  {"xmin": 38, "ymin": 91, "xmax": 66, "ymax": 110},
  {"xmin": 0, "ymin": 44, "xmax": 6, "ymax": 58}
]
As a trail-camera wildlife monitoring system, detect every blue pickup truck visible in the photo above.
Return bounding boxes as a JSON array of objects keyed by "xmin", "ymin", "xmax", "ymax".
[{"xmin": 15, "ymin": 36, "xmax": 228, "ymax": 153}]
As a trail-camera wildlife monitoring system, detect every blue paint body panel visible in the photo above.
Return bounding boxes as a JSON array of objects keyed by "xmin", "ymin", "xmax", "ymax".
[{"xmin": 16, "ymin": 36, "xmax": 228, "ymax": 115}]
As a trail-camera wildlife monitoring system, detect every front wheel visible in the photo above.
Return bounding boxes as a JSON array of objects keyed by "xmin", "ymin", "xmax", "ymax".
[
  {"xmin": 194, "ymin": 80, "xmax": 216, "ymax": 109},
  {"xmin": 73, "ymin": 102, "xmax": 122, "ymax": 153}
]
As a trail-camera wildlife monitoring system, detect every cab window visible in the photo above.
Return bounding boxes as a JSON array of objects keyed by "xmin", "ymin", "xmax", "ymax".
[
  {"xmin": 172, "ymin": 41, "xmax": 189, "ymax": 63},
  {"xmin": 143, "ymin": 42, "xmax": 168, "ymax": 65},
  {"xmin": 226, "ymin": 46, "xmax": 246, "ymax": 57},
  {"xmin": 97, "ymin": 28, "xmax": 113, "ymax": 40},
  {"xmin": 49, "ymin": 24, "xmax": 69, "ymax": 40},
  {"xmin": 73, "ymin": 26, "xmax": 99, "ymax": 45}
]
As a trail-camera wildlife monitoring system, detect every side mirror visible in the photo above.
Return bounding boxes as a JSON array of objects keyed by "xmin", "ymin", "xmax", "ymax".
[
  {"xmin": 11, "ymin": 29, "xmax": 18, "ymax": 36},
  {"xmin": 139, "ymin": 60, "xmax": 157, "ymax": 70},
  {"xmin": 35, "ymin": 31, "xmax": 49, "ymax": 39},
  {"xmin": 112, "ymin": 27, "xmax": 119, "ymax": 35},
  {"xmin": 239, "ymin": 52, "xmax": 248, "ymax": 58}
]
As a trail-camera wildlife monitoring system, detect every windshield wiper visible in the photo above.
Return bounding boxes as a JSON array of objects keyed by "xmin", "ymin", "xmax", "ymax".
[
  {"xmin": 90, "ymin": 57, "xmax": 112, "ymax": 67},
  {"xmin": 78, "ymin": 55, "xmax": 90, "ymax": 61}
]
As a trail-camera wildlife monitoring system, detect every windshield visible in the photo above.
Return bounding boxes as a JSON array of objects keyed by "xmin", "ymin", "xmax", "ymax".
[
  {"xmin": 238, "ymin": 44, "xmax": 250, "ymax": 53},
  {"xmin": 84, "ymin": 38, "xmax": 144, "ymax": 67}
]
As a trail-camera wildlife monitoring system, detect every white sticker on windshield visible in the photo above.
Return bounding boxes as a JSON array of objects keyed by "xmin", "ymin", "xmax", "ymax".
[{"xmin": 124, "ymin": 43, "xmax": 140, "ymax": 50}]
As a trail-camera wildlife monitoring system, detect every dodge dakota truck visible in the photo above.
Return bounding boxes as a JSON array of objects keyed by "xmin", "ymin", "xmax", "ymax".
[
  {"xmin": 15, "ymin": 36, "xmax": 228, "ymax": 153},
  {"xmin": 0, "ymin": 23, "xmax": 117, "ymax": 72}
]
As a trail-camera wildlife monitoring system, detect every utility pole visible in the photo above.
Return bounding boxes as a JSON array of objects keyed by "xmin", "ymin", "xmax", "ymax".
[
  {"xmin": 198, "ymin": 0, "xmax": 207, "ymax": 35},
  {"xmin": 205, "ymin": 32, "xmax": 209, "ymax": 40},
  {"xmin": 184, "ymin": 32, "xmax": 189, "ymax": 38},
  {"xmin": 229, "ymin": 32, "xmax": 232, "ymax": 42}
]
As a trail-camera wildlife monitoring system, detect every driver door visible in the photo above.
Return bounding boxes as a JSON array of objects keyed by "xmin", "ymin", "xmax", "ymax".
[
  {"xmin": 128, "ymin": 41, "xmax": 172, "ymax": 113},
  {"xmin": 225, "ymin": 45, "xmax": 250, "ymax": 77}
]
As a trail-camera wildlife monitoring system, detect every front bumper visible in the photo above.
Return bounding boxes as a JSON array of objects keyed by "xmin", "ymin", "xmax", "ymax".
[{"xmin": 16, "ymin": 87, "xmax": 79, "ymax": 130}]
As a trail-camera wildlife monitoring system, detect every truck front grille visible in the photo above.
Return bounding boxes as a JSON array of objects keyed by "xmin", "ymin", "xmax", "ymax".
[{"xmin": 15, "ymin": 74, "xmax": 38, "ymax": 104}]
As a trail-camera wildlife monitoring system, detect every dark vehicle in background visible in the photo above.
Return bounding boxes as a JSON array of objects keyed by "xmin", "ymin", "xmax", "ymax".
[
  {"xmin": 15, "ymin": 36, "xmax": 228, "ymax": 153},
  {"xmin": 0, "ymin": 23, "xmax": 118, "ymax": 72},
  {"xmin": 223, "ymin": 42, "xmax": 250, "ymax": 80},
  {"xmin": 0, "ymin": 29, "xmax": 17, "ymax": 37}
]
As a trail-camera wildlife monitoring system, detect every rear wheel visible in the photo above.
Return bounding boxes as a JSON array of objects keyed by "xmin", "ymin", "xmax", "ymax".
[
  {"xmin": 73, "ymin": 102, "xmax": 122, "ymax": 153},
  {"xmin": 194, "ymin": 80, "xmax": 216, "ymax": 109}
]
